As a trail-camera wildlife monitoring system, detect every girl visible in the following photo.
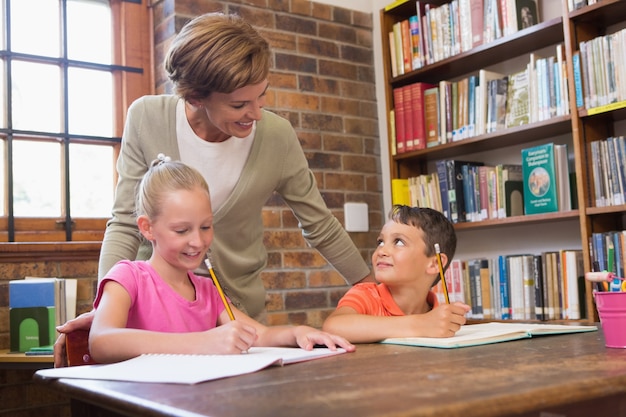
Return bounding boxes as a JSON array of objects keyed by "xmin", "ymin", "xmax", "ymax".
[{"xmin": 89, "ymin": 156, "xmax": 354, "ymax": 363}]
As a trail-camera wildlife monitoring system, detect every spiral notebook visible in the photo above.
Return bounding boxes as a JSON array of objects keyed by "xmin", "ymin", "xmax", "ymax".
[{"xmin": 36, "ymin": 347, "xmax": 346, "ymax": 384}]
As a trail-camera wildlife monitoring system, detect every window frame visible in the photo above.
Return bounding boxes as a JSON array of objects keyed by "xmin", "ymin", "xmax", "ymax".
[{"xmin": 0, "ymin": 0, "xmax": 152, "ymax": 258}]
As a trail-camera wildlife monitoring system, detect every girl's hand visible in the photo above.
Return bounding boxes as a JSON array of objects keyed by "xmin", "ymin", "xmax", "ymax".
[
  {"xmin": 292, "ymin": 326, "xmax": 356, "ymax": 352},
  {"xmin": 199, "ymin": 321, "xmax": 258, "ymax": 354}
]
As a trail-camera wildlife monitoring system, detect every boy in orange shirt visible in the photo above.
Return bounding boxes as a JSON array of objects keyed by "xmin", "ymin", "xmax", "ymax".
[{"xmin": 323, "ymin": 205, "xmax": 470, "ymax": 343}]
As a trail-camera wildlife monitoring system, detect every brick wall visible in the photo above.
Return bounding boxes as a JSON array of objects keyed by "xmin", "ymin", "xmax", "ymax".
[{"xmin": 0, "ymin": 1, "xmax": 380, "ymax": 412}]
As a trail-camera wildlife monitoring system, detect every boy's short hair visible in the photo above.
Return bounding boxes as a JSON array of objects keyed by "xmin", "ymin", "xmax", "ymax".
[{"xmin": 389, "ymin": 205, "xmax": 457, "ymax": 273}]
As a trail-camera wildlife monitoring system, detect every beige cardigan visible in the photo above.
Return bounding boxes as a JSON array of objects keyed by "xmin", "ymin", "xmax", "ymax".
[{"xmin": 98, "ymin": 95, "xmax": 371, "ymax": 317}]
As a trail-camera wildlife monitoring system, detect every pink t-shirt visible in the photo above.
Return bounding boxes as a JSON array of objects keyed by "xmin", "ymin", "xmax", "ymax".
[
  {"xmin": 337, "ymin": 282, "xmax": 439, "ymax": 316},
  {"xmin": 94, "ymin": 260, "xmax": 225, "ymax": 332}
]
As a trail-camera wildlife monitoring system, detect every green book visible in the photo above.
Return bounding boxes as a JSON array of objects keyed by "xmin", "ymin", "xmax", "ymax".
[{"xmin": 522, "ymin": 143, "xmax": 558, "ymax": 214}]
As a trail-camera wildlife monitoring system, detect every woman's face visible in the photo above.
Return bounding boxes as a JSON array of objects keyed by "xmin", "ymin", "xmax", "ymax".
[{"xmin": 200, "ymin": 80, "xmax": 269, "ymax": 139}]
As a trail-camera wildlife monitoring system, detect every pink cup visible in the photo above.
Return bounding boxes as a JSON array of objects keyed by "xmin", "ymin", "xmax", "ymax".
[{"xmin": 594, "ymin": 291, "xmax": 626, "ymax": 348}]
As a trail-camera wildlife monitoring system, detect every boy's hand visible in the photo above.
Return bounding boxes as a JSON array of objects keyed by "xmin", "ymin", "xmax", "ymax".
[{"xmin": 419, "ymin": 302, "xmax": 471, "ymax": 338}]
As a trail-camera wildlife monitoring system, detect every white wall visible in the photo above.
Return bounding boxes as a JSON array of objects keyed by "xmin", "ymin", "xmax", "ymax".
[{"xmin": 313, "ymin": 0, "xmax": 394, "ymax": 216}]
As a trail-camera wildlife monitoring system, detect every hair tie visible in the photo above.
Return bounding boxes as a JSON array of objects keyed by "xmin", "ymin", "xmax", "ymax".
[{"xmin": 157, "ymin": 153, "xmax": 171, "ymax": 163}]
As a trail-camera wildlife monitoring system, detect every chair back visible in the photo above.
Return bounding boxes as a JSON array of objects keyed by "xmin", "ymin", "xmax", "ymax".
[{"xmin": 66, "ymin": 329, "xmax": 98, "ymax": 366}]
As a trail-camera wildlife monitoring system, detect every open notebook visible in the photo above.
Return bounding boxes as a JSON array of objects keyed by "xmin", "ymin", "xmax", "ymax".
[
  {"xmin": 36, "ymin": 347, "xmax": 346, "ymax": 384},
  {"xmin": 381, "ymin": 322, "xmax": 598, "ymax": 349}
]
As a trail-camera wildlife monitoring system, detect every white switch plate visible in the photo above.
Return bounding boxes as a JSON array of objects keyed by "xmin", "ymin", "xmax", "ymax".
[{"xmin": 344, "ymin": 202, "xmax": 368, "ymax": 232}]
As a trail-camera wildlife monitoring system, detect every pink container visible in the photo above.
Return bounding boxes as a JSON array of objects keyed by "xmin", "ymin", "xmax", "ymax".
[{"xmin": 594, "ymin": 291, "xmax": 626, "ymax": 348}]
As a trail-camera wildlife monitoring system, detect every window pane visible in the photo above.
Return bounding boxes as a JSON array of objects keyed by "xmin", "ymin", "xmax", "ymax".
[
  {"xmin": 69, "ymin": 143, "xmax": 114, "ymax": 217},
  {"xmin": 0, "ymin": 139, "xmax": 4, "ymax": 216},
  {"xmin": 68, "ymin": 68, "xmax": 113, "ymax": 137},
  {"xmin": 67, "ymin": 0, "xmax": 112, "ymax": 64},
  {"xmin": 13, "ymin": 140, "xmax": 61, "ymax": 217},
  {"xmin": 10, "ymin": 0, "xmax": 60, "ymax": 57},
  {"xmin": 0, "ymin": 62, "xmax": 5, "ymax": 128},
  {"xmin": 12, "ymin": 61, "xmax": 62, "ymax": 133}
]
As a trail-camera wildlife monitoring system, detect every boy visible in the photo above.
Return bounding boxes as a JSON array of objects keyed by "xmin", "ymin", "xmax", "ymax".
[{"xmin": 323, "ymin": 205, "xmax": 470, "ymax": 343}]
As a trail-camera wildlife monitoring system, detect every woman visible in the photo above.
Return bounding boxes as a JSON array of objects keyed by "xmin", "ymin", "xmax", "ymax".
[{"xmin": 55, "ymin": 12, "xmax": 372, "ymax": 366}]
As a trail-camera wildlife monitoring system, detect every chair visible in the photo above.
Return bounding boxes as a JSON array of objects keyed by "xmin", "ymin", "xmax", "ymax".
[{"xmin": 65, "ymin": 329, "xmax": 98, "ymax": 366}]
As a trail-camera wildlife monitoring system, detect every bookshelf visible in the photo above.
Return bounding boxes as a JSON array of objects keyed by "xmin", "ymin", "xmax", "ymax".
[{"xmin": 379, "ymin": 0, "xmax": 626, "ymax": 323}]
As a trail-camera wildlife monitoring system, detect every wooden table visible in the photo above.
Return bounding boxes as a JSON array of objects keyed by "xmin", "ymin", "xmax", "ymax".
[
  {"xmin": 0, "ymin": 349, "xmax": 53, "ymax": 370},
  {"xmin": 34, "ymin": 328, "xmax": 626, "ymax": 417}
]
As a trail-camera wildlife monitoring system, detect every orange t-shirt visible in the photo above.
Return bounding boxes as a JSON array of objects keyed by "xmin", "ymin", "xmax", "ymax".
[{"xmin": 337, "ymin": 282, "xmax": 439, "ymax": 316}]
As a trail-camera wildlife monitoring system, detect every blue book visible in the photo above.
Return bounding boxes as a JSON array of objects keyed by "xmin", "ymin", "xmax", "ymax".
[
  {"xmin": 572, "ymin": 52, "xmax": 584, "ymax": 109},
  {"xmin": 467, "ymin": 75, "xmax": 476, "ymax": 137},
  {"xmin": 498, "ymin": 255, "xmax": 511, "ymax": 320},
  {"xmin": 592, "ymin": 232, "xmax": 606, "ymax": 271},
  {"xmin": 9, "ymin": 279, "xmax": 57, "ymax": 308}
]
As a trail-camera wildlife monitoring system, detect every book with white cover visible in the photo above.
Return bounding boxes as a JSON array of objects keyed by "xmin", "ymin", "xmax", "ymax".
[{"xmin": 381, "ymin": 322, "xmax": 597, "ymax": 349}]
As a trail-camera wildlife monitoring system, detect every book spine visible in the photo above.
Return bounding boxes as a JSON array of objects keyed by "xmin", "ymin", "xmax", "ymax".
[
  {"xmin": 572, "ymin": 51, "xmax": 584, "ymax": 109},
  {"xmin": 393, "ymin": 87, "xmax": 406, "ymax": 154},
  {"xmin": 436, "ymin": 160, "xmax": 450, "ymax": 221}
]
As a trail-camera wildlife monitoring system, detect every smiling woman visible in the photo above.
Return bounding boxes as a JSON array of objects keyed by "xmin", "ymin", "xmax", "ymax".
[{"xmin": 0, "ymin": 0, "xmax": 152, "ymax": 243}]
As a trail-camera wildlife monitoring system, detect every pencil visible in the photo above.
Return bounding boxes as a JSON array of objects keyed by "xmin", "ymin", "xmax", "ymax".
[
  {"xmin": 204, "ymin": 257, "xmax": 235, "ymax": 321},
  {"xmin": 435, "ymin": 243, "xmax": 450, "ymax": 304}
]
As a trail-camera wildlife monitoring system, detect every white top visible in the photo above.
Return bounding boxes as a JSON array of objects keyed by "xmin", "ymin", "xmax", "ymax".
[{"xmin": 176, "ymin": 99, "xmax": 254, "ymax": 212}]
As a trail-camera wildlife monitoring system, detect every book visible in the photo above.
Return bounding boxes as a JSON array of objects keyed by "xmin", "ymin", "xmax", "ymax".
[
  {"xmin": 554, "ymin": 143, "xmax": 572, "ymax": 211},
  {"xmin": 424, "ymin": 86, "xmax": 440, "ymax": 147},
  {"xmin": 9, "ymin": 278, "xmax": 67, "ymax": 352},
  {"xmin": 381, "ymin": 322, "xmax": 597, "ymax": 349},
  {"xmin": 442, "ymin": 159, "xmax": 484, "ymax": 223},
  {"xmin": 505, "ymin": 68, "xmax": 530, "ymax": 128},
  {"xmin": 391, "ymin": 178, "xmax": 411, "ymax": 205},
  {"xmin": 402, "ymin": 85, "xmax": 415, "ymax": 151},
  {"xmin": 522, "ymin": 143, "xmax": 558, "ymax": 214},
  {"xmin": 410, "ymin": 82, "xmax": 436, "ymax": 150},
  {"xmin": 392, "ymin": 87, "xmax": 406, "ymax": 153},
  {"xmin": 515, "ymin": 0, "xmax": 539, "ymax": 30},
  {"xmin": 435, "ymin": 159, "xmax": 450, "ymax": 220},
  {"xmin": 35, "ymin": 347, "xmax": 348, "ymax": 384},
  {"xmin": 477, "ymin": 69, "xmax": 506, "ymax": 135}
]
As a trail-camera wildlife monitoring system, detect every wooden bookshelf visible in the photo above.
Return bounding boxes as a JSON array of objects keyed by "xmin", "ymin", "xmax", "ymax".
[{"xmin": 380, "ymin": 0, "xmax": 626, "ymax": 323}]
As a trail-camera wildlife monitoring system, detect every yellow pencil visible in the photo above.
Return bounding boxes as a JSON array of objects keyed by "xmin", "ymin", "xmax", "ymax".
[
  {"xmin": 435, "ymin": 243, "xmax": 450, "ymax": 304},
  {"xmin": 204, "ymin": 257, "xmax": 235, "ymax": 321}
]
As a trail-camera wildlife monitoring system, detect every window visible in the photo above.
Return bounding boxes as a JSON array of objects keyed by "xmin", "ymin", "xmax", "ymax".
[{"xmin": 0, "ymin": 0, "xmax": 151, "ymax": 243}]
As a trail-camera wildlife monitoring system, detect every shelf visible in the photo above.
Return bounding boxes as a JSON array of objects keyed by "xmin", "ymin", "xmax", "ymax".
[
  {"xmin": 580, "ymin": 101, "xmax": 626, "ymax": 121},
  {"xmin": 569, "ymin": 0, "xmax": 626, "ymax": 28},
  {"xmin": 393, "ymin": 116, "xmax": 572, "ymax": 163},
  {"xmin": 390, "ymin": 17, "xmax": 564, "ymax": 86},
  {"xmin": 454, "ymin": 210, "xmax": 580, "ymax": 231},
  {"xmin": 586, "ymin": 204, "xmax": 626, "ymax": 216}
]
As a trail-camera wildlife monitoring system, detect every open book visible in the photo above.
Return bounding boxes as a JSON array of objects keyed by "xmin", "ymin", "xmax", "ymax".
[
  {"xmin": 381, "ymin": 322, "xmax": 598, "ymax": 349},
  {"xmin": 35, "ymin": 347, "xmax": 346, "ymax": 384}
]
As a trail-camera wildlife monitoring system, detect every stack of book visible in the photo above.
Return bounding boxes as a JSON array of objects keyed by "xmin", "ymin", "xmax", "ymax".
[{"xmin": 9, "ymin": 277, "xmax": 77, "ymax": 353}]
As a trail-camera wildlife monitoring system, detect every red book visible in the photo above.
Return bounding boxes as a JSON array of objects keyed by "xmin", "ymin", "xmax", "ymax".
[
  {"xmin": 410, "ymin": 82, "xmax": 436, "ymax": 150},
  {"xmin": 402, "ymin": 85, "xmax": 415, "ymax": 151},
  {"xmin": 400, "ymin": 19, "xmax": 412, "ymax": 74},
  {"xmin": 470, "ymin": 0, "xmax": 484, "ymax": 48},
  {"xmin": 393, "ymin": 87, "xmax": 406, "ymax": 154}
]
